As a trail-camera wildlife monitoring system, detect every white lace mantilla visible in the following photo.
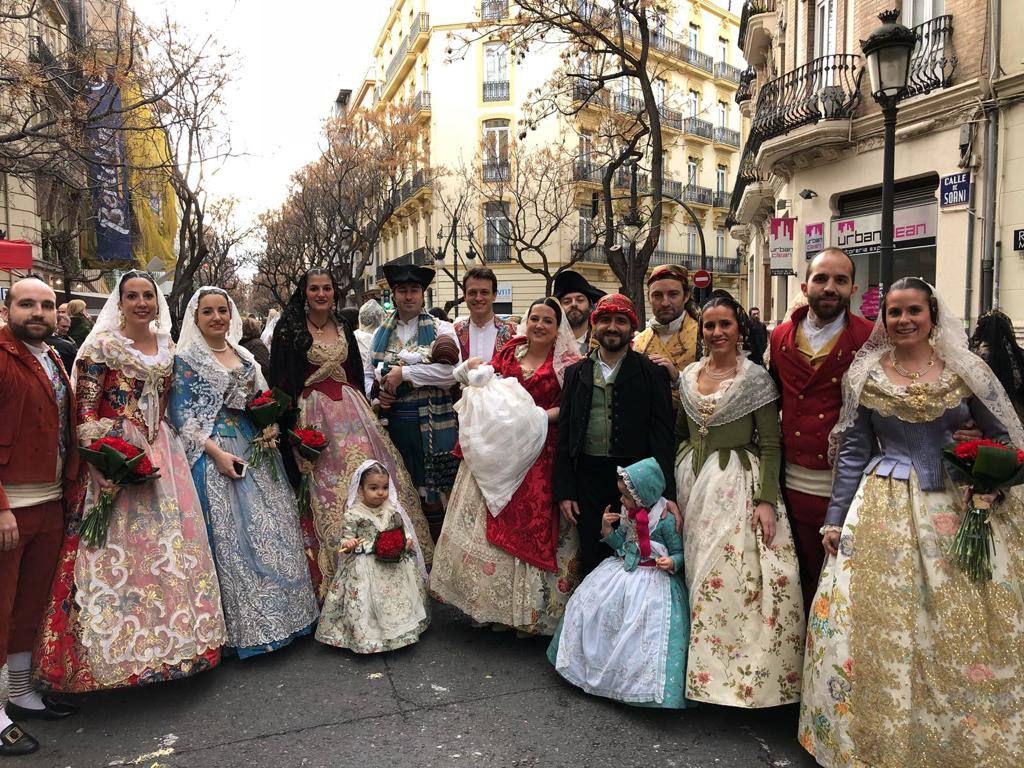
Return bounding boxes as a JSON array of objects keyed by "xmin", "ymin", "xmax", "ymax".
[{"xmin": 679, "ymin": 355, "xmax": 778, "ymax": 429}]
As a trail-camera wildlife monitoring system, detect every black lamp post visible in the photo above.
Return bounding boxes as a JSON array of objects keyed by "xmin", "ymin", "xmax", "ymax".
[
  {"xmin": 860, "ymin": 9, "xmax": 917, "ymax": 297},
  {"xmin": 433, "ymin": 218, "xmax": 481, "ymax": 315}
]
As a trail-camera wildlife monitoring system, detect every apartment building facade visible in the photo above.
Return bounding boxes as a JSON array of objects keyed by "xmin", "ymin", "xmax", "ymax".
[
  {"xmin": 728, "ymin": 0, "xmax": 1023, "ymax": 327},
  {"xmin": 353, "ymin": 0, "xmax": 748, "ymax": 317}
]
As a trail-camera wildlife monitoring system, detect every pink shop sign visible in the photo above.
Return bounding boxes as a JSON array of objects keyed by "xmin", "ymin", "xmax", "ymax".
[{"xmin": 831, "ymin": 203, "xmax": 937, "ymax": 256}]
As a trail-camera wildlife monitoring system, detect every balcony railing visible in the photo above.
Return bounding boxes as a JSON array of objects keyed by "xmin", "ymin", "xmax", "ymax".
[
  {"xmin": 412, "ymin": 90, "xmax": 431, "ymax": 112},
  {"xmin": 483, "ymin": 243, "xmax": 512, "ymax": 263},
  {"xmin": 617, "ymin": 19, "xmax": 712, "ymax": 72},
  {"xmin": 613, "ymin": 92, "xmax": 645, "ymax": 116},
  {"xmin": 384, "ymin": 13, "xmax": 430, "ymax": 85},
  {"xmin": 683, "ymin": 184, "xmax": 713, "ymax": 206},
  {"xmin": 572, "ymin": 81, "xmax": 609, "ymax": 106},
  {"xmin": 659, "ymin": 104, "xmax": 682, "ymax": 131},
  {"xmin": 714, "ymin": 126, "xmax": 741, "ymax": 147},
  {"xmin": 28, "ymin": 34, "xmax": 55, "ymax": 65},
  {"xmin": 684, "ymin": 117, "xmax": 714, "ymax": 140},
  {"xmin": 660, "ymin": 177, "xmax": 683, "ymax": 200},
  {"xmin": 483, "ymin": 80, "xmax": 510, "ymax": 102},
  {"xmin": 411, "ymin": 246, "xmax": 434, "ymax": 266},
  {"xmin": 713, "ymin": 191, "xmax": 729, "ymax": 208},
  {"xmin": 614, "ymin": 168, "xmax": 649, "ymax": 190},
  {"xmin": 572, "ymin": 241, "xmax": 606, "ymax": 264},
  {"xmin": 738, "ymin": 0, "xmax": 776, "ymax": 52},
  {"xmin": 680, "ymin": 44, "xmax": 713, "ymax": 73},
  {"xmin": 573, "ymin": 160, "xmax": 601, "ymax": 183},
  {"xmin": 735, "ymin": 67, "xmax": 755, "ymax": 105},
  {"xmin": 903, "ymin": 15, "xmax": 956, "ymax": 100},
  {"xmin": 752, "ymin": 54, "xmax": 862, "ymax": 142},
  {"xmin": 481, "ymin": 0, "xmax": 508, "ymax": 21},
  {"xmin": 483, "ymin": 162, "xmax": 510, "ymax": 182},
  {"xmin": 714, "ymin": 62, "xmax": 743, "ymax": 84},
  {"xmin": 711, "ymin": 257, "xmax": 741, "ymax": 274},
  {"xmin": 403, "ymin": 169, "xmax": 432, "ymax": 201}
]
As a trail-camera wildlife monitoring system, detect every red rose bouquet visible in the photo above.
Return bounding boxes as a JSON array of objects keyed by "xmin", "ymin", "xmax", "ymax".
[
  {"xmin": 943, "ymin": 439, "xmax": 1024, "ymax": 580},
  {"xmin": 78, "ymin": 436, "xmax": 161, "ymax": 547},
  {"xmin": 373, "ymin": 526, "xmax": 408, "ymax": 562},
  {"xmin": 244, "ymin": 387, "xmax": 292, "ymax": 478},
  {"xmin": 288, "ymin": 427, "xmax": 328, "ymax": 517}
]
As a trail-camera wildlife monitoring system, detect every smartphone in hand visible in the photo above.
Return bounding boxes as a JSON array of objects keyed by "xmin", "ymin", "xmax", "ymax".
[{"xmin": 232, "ymin": 460, "xmax": 247, "ymax": 478}]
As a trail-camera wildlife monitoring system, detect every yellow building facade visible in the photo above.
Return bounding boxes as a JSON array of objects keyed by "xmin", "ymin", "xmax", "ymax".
[{"xmin": 353, "ymin": 0, "xmax": 747, "ymax": 317}]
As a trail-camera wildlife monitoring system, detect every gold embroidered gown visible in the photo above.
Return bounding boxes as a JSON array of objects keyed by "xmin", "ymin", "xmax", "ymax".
[{"xmin": 800, "ymin": 367, "xmax": 1024, "ymax": 767}]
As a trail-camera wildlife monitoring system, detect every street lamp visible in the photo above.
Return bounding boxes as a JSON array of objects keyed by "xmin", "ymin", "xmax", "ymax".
[
  {"xmin": 860, "ymin": 9, "xmax": 917, "ymax": 297},
  {"xmin": 433, "ymin": 220, "xmax": 462, "ymax": 315}
]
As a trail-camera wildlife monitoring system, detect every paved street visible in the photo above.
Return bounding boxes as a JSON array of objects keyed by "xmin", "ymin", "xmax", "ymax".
[{"xmin": 12, "ymin": 603, "xmax": 817, "ymax": 768}]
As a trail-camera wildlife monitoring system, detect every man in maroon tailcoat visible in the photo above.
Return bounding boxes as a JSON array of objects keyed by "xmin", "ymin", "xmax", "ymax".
[{"xmin": 769, "ymin": 249, "xmax": 873, "ymax": 609}]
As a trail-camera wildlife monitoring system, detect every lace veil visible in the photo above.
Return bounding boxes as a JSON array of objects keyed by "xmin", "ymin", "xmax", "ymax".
[
  {"xmin": 516, "ymin": 304, "xmax": 581, "ymax": 385},
  {"xmin": 345, "ymin": 459, "xmax": 428, "ymax": 581},
  {"xmin": 176, "ymin": 286, "xmax": 263, "ymax": 380},
  {"xmin": 72, "ymin": 274, "xmax": 173, "ymax": 379},
  {"xmin": 830, "ymin": 282, "xmax": 1024, "ymax": 460}
]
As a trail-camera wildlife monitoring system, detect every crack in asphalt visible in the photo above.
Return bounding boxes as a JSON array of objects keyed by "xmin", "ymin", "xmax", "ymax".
[{"xmin": 160, "ymin": 682, "xmax": 564, "ymax": 760}]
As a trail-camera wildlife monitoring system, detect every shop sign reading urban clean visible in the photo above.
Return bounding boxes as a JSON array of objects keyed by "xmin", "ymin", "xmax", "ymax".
[
  {"xmin": 830, "ymin": 202, "xmax": 937, "ymax": 256},
  {"xmin": 769, "ymin": 217, "xmax": 796, "ymax": 276}
]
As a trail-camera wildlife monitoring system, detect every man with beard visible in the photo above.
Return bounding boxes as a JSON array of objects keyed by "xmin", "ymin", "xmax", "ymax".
[
  {"xmin": 553, "ymin": 270, "xmax": 605, "ymax": 355},
  {"xmin": 0, "ymin": 278, "xmax": 81, "ymax": 756},
  {"xmin": 45, "ymin": 313, "xmax": 78, "ymax": 372},
  {"xmin": 554, "ymin": 294, "xmax": 676, "ymax": 575},
  {"xmin": 769, "ymin": 249, "xmax": 873, "ymax": 609},
  {"xmin": 632, "ymin": 264, "xmax": 700, "ymax": 407},
  {"xmin": 745, "ymin": 307, "xmax": 769, "ymax": 366}
]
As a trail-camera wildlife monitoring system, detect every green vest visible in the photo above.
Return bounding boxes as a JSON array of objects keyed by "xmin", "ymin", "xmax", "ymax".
[{"xmin": 583, "ymin": 354, "xmax": 621, "ymax": 456}]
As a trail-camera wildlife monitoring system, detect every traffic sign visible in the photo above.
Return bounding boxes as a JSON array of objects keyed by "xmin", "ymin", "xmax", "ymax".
[{"xmin": 693, "ymin": 269, "xmax": 712, "ymax": 289}]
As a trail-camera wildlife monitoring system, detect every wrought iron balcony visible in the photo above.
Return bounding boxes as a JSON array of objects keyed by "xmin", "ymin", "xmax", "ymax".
[
  {"xmin": 683, "ymin": 184, "xmax": 713, "ymax": 206},
  {"xmin": 482, "ymin": 162, "xmax": 510, "ymax": 182},
  {"xmin": 613, "ymin": 92, "xmax": 645, "ymax": 116},
  {"xmin": 572, "ymin": 81, "xmax": 609, "ymax": 106},
  {"xmin": 411, "ymin": 246, "xmax": 434, "ymax": 266},
  {"xmin": 384, "ymin": 13, "xmax": 430, "ymax": 86},
  {"xmin": 751, "ymin": 54, "xmax": 862, "ymax": 142},
  {"xmin": 651, "ymin": 250, "xmax": 701, "ymax": 269},
  {"xmin": 713, "ymin": 191, "xmax": 729, "ymax": 208},
  {"xmin": 617, "ymin": 18, "xmax": 711, "ymax": 72},
  {"xmin": 714, "ymin": 126, "xmax": 741, "ymax": 147},
  {"xmin": 684, "ymin": 117, "xmax": 714, "ymax": 140},
  {"xmin": 28, "ymin": 34, "xmax": 55, "ymax": 65},
  {"xmin": 613, "ymin": 168, "xmax": 649, "ymax": 190},
  {"xmin": 659, "ymin": 177, "xmax": 683, "ymax": 200},
  {"xmin": 483, "ymin": 80, "xmax": 510, "ymax": 102},
  {"xmin": 573, "ymin": 160, "xmax": 601, "ymax": 183},
  {"xmin": 680, "ymin": 44, "xmax": 713, "ymax": 73},
  {"xmin": 711, "ymin": 257, "xmax": 741, "ymax": 274},
  {"xmin": 483, "ymin": 243, "xmax": 512, "ymax": 263},
  {"xmin": 735, "ymin": 67, "xmax": 755, "ymax": 105},
  {"xmin": 572, "ymin": 240, "xmax": 606, "ymax": 264},
  {"xmin": 714, "ymin": 62, "xmax": 744, "ymax": 84},
  {"xmin": 403, "ymin": 169, "xmax": 432, "ymax": 201},
  {"xmin": 481, "ymin": 0, "xmax": 508, "ymax": 21},
  {"xmin": 412, "ymin": 90, "xmax": 431, "ymax": 112},
  {"xmin": 659, "ymin": 104, "xmax": 682, "ymax": 131},
  {"xmin": 738, "ymin": 0, "xmax": 776, "ymax": 52},
  {"xmin": 903, "ymin": 15, "xmax": 956, "ymax": 100}
]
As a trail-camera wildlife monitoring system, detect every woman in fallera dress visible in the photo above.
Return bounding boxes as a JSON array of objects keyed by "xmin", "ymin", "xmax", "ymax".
[
  {"xmin": 430, "ymin": 298, "xmax": 581, "ymax": 636},
  {"xmin": 169, "ymin": 287, "xmax": 318, "ymax": 658},
  {"xmin": 675, "ymin": 292, "xmax": 805, "ymax": 708},
  {"xmin": 268, "ymin": 269, "xmax": 433, "ymax": 599},
  {"xmin": 34, "ymin": 272, "xmax": 227, "ymax": 692},
  {"xmin": 800, "ymin": 278, "xmax": 1024, "ymax": 768}
]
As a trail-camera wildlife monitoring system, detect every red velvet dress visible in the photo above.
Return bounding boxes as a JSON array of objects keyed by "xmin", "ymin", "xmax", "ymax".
[{"xmin": 482, "ymin": 339, "xmax": 562, "ymax": 572}]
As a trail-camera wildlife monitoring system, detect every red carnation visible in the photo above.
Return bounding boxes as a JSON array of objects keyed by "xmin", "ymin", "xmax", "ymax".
[
  {"xmin": 133, "ymin": 455, "xmax": 155, "ymax": 476},
  {"xmin": 374, "ymin": 527, "xmax": 407, "ymax": 562},
  {"xmin": 78, "ymin": 436, "xmax": 160, "ymax": 548}
]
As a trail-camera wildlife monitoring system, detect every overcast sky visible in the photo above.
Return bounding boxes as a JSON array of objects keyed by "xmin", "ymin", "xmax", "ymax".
[{"xmin": 134, "ymin": 1, "xmax": 389, "ymax": 229}]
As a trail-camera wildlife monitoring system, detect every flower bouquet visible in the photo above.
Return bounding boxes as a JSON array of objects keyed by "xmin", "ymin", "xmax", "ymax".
[
  {"xmin": 373, "ymin": 526, "xmax": 408, "ymax": 563},
  {"xmin": 245, "ymin": 387, "xmax": 292, "ymax": 478},
  {"xmin": 943, "ymin": 438, "xmax": 1024, "ymax": 581},
  {"xmin": 78, "ymin": 436, "xmax": 161, "ymax": 548},
  {"xmin": 288, "ymin": 427, "xmax": 328, "ymax": 517}
]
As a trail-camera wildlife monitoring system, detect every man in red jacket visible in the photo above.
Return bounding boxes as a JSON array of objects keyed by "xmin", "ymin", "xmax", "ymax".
[
  {"xmin": 769, "ymin": 249, "xmax": 873, "ymax": 610},
  {"xmin": 0, "ymin": 277, "xmax": 80, "ymax": 756}
]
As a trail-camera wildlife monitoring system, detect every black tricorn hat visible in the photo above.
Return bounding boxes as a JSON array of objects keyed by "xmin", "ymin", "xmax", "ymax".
[
  {"xmin": 382, "ymin": 263, "xmax": 435, "ymax": 290},
  {"xmin": 553, "ymin": 270, "xmax": 605, "ymax": 303}
]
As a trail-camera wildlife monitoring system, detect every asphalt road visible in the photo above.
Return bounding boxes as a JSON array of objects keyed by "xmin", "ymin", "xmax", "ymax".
[{"xmin": 10, "ymin": 603, "xmax": 819, "ymax": 768}]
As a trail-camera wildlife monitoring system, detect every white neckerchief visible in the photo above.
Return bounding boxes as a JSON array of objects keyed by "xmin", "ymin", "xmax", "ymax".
[
  {"xmin": 651, "ymin": 314, "xmax": 683, "ymax": 341},
  {"xmin": 596, "ymin": 350, "xmax": 624, "ymax": 381},
  {"xmin": 801, "ymin": 310, "xmax": 846, "ymax": 354}
]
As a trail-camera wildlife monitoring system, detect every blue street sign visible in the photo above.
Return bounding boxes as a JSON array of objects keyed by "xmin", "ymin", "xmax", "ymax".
[{"xmin": 940, "ymin": 172, "xmax": 971, "ymax": 208}]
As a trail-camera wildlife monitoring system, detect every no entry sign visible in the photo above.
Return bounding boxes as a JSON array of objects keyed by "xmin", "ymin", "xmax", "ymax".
[{"xmin": 693, "ymin": 269, "xmax": 712, "ymax": 289}]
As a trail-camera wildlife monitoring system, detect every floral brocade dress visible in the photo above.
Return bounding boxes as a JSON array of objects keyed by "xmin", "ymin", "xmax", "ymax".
[
  {"xmin": 799, "ymin": 367, "xmax": 1024, "ymax": 768},
  {"xmin": 429, "ymin": 340, "xmax": 580, "ymax": 636},
  {"xmin": 34, "ymin": 331, "xmax": 227, "ymax": 692},
  {"xmin": 675, "ymin": 358, "xmax": 805, "ymax": 708},
  {"xmin": 296, "ymin": 336, "xmax": 433, "ymax": 599},
  {"xmin": 315, "ymin": 500, "xmax": 430, "ymax": 653}
]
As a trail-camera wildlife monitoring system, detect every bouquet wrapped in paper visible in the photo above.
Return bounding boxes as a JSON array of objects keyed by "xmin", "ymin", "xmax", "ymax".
[
  {"xmin": 288, "ymin": 427, "xmax": 328, "ymax": 517},
  {"xmin": 244, "ymin": 387, "xmax": 292, "ymax": 478},
  {"xmin": 79, "ymin": 436, "xmax": 161, "ymax": 547},
  {"xmin": 943, "ymin": 438, "xmax": 1024, "ymax": 581}
]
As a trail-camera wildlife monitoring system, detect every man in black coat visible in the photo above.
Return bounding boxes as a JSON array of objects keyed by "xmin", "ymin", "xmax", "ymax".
[
  {"xmin": 745, "ymin": 306, "xmax": 769, "ymax": 366},
  {"xmin": 554, "ymin": 293, "xmax": 679, "ymax": 575}
]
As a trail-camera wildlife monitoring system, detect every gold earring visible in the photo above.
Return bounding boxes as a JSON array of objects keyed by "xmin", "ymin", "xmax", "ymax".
[{"xmin": 118, "ymin": 309, "xmax": 126, "ymax": 328}]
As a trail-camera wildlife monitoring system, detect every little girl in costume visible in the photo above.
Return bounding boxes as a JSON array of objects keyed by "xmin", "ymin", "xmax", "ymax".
[
  {"xmin": 547, "ymin": 457, "xmax": 690, "ymax": 708},
  {"xmin": 315, "ymin": 461, "xmax": 430, "ymax": 653}
]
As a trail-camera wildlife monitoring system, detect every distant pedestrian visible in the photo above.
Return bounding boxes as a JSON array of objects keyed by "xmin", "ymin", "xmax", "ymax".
[
  {"xmin": 745, "ymin": 306, "xmax": 769, "ymax": 366},
  {"xmin": 554, "ymin": 270, "xmax": 606, "ymax": 355},
  {"xmin": 428, "ymin": 306, "xmax": 451, "ymax": 323},
  {"xmin": 65, "ymin": 299, "xmax": 92, "ymax": 346},
  {"xmin": 969, "ymin": 308, "xmax": 1024, "ymax": 422},
  {"xmin": 238, "ymin": 315, "xmax": 271, "ymax": 381}
]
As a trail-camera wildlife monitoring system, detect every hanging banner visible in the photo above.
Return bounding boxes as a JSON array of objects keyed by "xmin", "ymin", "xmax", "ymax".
[
  {"xmin": 770, "ymin": 217, "xmax": 796, "ymax": 276},
  {"xmin": 804, "ymin": 222, "xmax": 824, "ymax": 257},
  {"xmin": 84, "ymin": 74, "xmax": 133, "ymax": 268}
]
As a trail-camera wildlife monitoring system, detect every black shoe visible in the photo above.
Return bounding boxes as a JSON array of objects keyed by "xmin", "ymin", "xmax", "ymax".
[
  {"xmin": 0, "ymin": 723, "xmax": 39, "ymax": 757},
  {"xmin": 5, "ymin": 696, "xmax": 78, "ymax": 721}
]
